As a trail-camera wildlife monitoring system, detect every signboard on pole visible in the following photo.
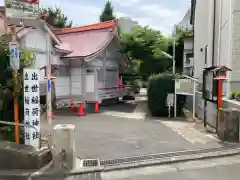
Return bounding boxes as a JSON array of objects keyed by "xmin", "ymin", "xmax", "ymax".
[
  {"xmin": 23, "ymin": 68, "xmax": 40, "ymax": 149},
  {"xmin": 5, "ymin": 0, "xmax": 39, "ymax": 19},
  {"xmin": 175, "ymin": 79, "xmax": 194, "ymax": 95},
  {"xmin": 9, "ymin": 42, "xmax": 20, "ymax": 70}
]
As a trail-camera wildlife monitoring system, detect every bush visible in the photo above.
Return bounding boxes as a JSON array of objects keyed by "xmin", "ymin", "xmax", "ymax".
[
  {"xmin": 147, "ymin": 73, "xmax": 186, "ymax": 117},
  {"xmin": 132, "ymin": 79, "xmax": 141, "ymax": 93}
]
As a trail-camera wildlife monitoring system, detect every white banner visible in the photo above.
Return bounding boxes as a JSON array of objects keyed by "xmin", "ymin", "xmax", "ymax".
[{"xmin": 23, "ymin": 68, "xmax": 40, "ymax": 149}]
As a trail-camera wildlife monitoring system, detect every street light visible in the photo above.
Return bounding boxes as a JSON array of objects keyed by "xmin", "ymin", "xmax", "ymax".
[{"xmin": 172, "ymin": 24, "xmax": 177, "ymax": 74}]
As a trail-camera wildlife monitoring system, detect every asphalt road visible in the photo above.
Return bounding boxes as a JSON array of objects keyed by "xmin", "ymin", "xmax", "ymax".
[{"xmin": 53, "ymin": 110, "xmax": 221, "ymax": 160}]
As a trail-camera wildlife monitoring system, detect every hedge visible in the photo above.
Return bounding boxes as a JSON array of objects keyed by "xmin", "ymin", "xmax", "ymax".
[{"xmin": 147, "ymin": 73, "xmax": 186, "ymax": 117}]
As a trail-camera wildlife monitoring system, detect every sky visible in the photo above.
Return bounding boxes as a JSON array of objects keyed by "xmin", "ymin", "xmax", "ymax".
[{"xmin": 0, "ymin": 0, "xmax": 190, "ymax": 35}]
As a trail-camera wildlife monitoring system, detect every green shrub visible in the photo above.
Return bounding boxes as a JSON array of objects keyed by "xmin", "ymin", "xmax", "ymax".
[
  {"xmin": 132, "ymin": 79, "xmax": 141, "ymax": 93},
  {"xmin": 147, "ymin": 73, "xmax": 186, "ymax": 117}
]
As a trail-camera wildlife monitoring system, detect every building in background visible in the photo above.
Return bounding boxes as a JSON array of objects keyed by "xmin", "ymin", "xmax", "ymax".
[
  {"xmin": 175, "ymin": 7, "xmax": 194, "ymax": 76},
  {"xmin": 182, "ymin": 36, "xmax": 194, "ymax": 76},
  {"xmin": 117, "ymin": 17, "xmax": 138, "ymax": 34},
  {"xmin": 176, "ymin": 8, "xmax": 193, "ymax": 30}
]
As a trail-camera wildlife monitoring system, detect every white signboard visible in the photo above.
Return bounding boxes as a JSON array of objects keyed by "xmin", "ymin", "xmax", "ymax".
[
  {"xmin": 9, "ymin": 42, "xmax": 20, "ymax": 70},
  {"xmin": 166, "ymin": 93, "xmax": 174, "ymax": 107},
  {"xmin": 23, "ymin": 68, "xmax": 40, "ymax": 149},
  {"xmin": 5, "ymin": 0, "xmax": 39, "ymax": 19},
  {"xmin": 175, "ymin": 79, "xmax": 194, "ymax": 95}
]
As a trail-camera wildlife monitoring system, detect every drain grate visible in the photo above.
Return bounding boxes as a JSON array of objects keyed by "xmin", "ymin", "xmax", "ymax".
[
  {"xmin": 80, "ymin": 159, "xmax": 100, "ymax": 167},
  {"xmin": 100, "ymin": 144, "xmax": 239, "ymax": 166}
]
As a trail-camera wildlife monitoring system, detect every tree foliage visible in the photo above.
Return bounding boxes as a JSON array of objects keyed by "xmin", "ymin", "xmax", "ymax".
[
  {"xmin": 121, "ymin": 26, "xmax": 172, "ymax": 80},
  {"xmin": 41, "ymin": 7, "xmax": 72, "ymax": 28},
  {"xmin": 0, "ymin": 34, "xmax": 35, "ymax": 110},
  {"xmin": 100, "ymin": 0, "xmax": 116, "ymax": 22}
]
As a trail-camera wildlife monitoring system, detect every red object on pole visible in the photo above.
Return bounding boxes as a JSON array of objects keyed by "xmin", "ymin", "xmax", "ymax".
[
  {"xmin": 51, "ymin": 111, "xmax": 55, "ymax": 120},
  {"xmin": 77, "ymin": 103, "xmax": 84, "ymax": 116},
  {"xmin": 95, "ymin": 101, "xmax": 99, "ymax": 113},
  {"xmin": 217, "ymin": 79, "xmax": 223, "ymax": 109}
]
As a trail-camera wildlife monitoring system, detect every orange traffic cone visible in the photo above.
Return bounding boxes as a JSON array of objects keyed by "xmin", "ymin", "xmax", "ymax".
[
  {"xmin": 51, "ymin": 111, "xmax": 55, "ymax": 119},
  {"xmin": 95, "ymin": 101, "xmax": 99, "ymax": 113},
  {"xmin": 77, "ymin": 103, "xmax": 84, "ymax": 116}
]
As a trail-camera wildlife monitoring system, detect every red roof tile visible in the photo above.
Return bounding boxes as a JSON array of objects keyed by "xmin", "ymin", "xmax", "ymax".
[{"xmin": 53, "ymin": 19, "xmax": 118, "ymax": 35}]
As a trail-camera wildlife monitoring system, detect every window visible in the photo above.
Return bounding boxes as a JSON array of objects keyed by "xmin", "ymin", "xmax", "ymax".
[{"xmin": 186, "ymin": 53, "xmax": 193, "ymax": 63}]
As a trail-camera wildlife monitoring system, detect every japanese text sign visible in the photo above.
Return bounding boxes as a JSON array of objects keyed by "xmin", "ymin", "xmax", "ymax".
[{"xmin": 23, "ymin": 68, "xmax": 40, "ymax": 149}]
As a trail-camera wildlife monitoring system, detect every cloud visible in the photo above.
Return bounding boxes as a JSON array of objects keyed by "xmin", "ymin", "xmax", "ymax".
[{"xmin": 0, "ymin": 0, "xmax": 189, "ymax": 34}]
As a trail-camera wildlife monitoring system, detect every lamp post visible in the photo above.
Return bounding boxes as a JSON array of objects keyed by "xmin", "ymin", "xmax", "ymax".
[{"xmin": 172, "ymin": 24, "xmax": 177, "ymax": 74}]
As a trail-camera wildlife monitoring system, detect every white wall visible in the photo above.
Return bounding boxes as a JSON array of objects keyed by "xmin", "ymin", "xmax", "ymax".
[
  {"xmin": 20, "ymin": 28, "xmax": 66, "ymax": 96},
  {"xmin": 21, "ymin": 29, "xmax": 63, "ymax": 81},
  {"xmin": 194, "ymin": 0, "xmax": 214, "ymax": 82},
  {"xmin": 230, "ymin": 0, "xmax": 240, "ymax": 91}
]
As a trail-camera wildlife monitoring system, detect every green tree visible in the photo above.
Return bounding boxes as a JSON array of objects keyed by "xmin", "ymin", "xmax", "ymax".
[
  {"xmin": 41, "ymin": 7, "xmax": 72, "ymax": 28},
  {"xmin": 121, "ymin": 26, "xmax": 172, "ymax": 80},
  {"xmin": 0, "ymin": 34, "xmax": 35, "ymax": 111},
  {"xmin": 100, "ymin": 0, "xmax": 116, "ymax": 22}
]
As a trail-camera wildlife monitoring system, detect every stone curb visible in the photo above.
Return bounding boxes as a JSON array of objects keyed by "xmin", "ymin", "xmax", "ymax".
[{"xmin": 102, "ymin": 148, "xmax": 240, "ymax": 172}]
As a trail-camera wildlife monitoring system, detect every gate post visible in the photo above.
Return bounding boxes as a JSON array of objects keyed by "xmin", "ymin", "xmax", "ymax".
[{"xmin": 52, "ymin": 124, "xmax": 76, "ymax": 172}]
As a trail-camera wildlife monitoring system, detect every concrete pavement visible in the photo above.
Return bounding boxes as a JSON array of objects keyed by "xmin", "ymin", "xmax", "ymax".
[
  {"xmin": 51, "ymin": 88, "xmax": 223, "ymax": 160},
  {"xmin": 53, "ymin": 110, "xmax": 222, "ymax": 160},
  {"xmin": 101, "ymin": 155, "xmax": 240, "ymax": 180}
]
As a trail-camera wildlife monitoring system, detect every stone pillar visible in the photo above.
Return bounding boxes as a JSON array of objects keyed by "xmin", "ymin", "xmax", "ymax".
[{"xmin": 52, "ymin": 124, "xmax": 76, "ymax": 172}]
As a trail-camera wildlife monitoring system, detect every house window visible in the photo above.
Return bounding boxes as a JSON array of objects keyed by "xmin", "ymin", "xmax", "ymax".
[{"xmin": 186, "ymin": 53, "xmax": 193, "ymax": 63}]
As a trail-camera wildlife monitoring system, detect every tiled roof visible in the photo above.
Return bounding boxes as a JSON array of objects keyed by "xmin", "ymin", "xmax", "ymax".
[
  {"xmin": 53, "ymin": 19, "xmax": 118, "ymax": 35},
  {"xmin": 56, "ymin": 20, "xmax": 118, "ymax": 58},
  {"xmin": 59, "ymin": 29, "xmax": 114, "ymax": 58}
]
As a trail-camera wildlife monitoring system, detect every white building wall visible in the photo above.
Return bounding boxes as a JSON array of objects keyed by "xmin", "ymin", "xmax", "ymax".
[
  {"xmin": 230, "ymin": 0, "xmax": 240, "ymax": 91},
  {"xmin": 194, "ymin": 0, "xmax": 214, "ymax": 82},
  {"xmin": 20, "ymin": 28, "xmax": 67, "ymax": 96}
]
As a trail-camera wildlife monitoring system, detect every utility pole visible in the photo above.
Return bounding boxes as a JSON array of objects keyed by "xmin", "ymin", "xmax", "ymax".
[
  {"xmin": 172, "ymin": 24, "xmax": 176, "ymax": 74},
  {"xmin": 46, "ymin": 33, "xmax": 52, "ymax": 148},
  {"xmin": 173, "ymin": 25, "xmax": 177, "ymax": 118},
  {"xmin": 9, "ymin": 25, "xmax": 20, "ymax": 144},
  {"xmin": 172, "ymin": 38, "xmax": 176, "ymax": 74}
]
